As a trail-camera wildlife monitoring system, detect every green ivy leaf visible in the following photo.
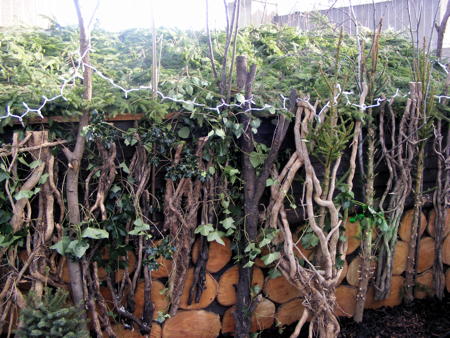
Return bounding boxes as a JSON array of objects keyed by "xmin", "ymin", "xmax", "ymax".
[
  {"xmin": 50, "ymin": 236, "xmax": 71, "ymax": 255},
  {"xmin": 220, "ymin": 217, "xmax": 235, "ymax": 230},
  {"xmin": 236, "ymin": 93, "xmax": 245, "ymax": 103},
  {"xmin": 81, "ymin": 227, "xmax": 109, "ymax": 239},
  {"xmin": 119, "ymin": 162, "xmax": 130, "ymax": 174},
  {"xmin": 268, "ymin": 268, "xmax": 281, "ymax": 279},
  {"xmin": 214, "ymin": 128, "xmax": 226, "ymax": 139},
  {"xmin": 243, "ymin": 260, "xmax": 254, "ymax": 268},
  {"xmin": 261, "ymin": 252, "xmax": 280, "ymax": 265},
  {"xmin": 29, "ymin": 160, "xmax": 42, "ymax": 169},
  {"xmin": 178, "ymin": 127, "xmax": 190, "ymax": 139},
  {"xmin": 301, "ymin": 232, "xmax": 319, "ymax": 249},
  {"xmin": 207, "ymin": 230, "xmax": 226, "ymax": 245},
  {"xmin": 194, "ymin": 223, "xmax": 214, "ymax": 236},
  {"xmin": 14, "ymin": 190, "xmax": 34, "ymax": 200},
  {"xmin": 249, "ymin": 151, "xmax": 266, "ymax": 168},
  {"xmin": 38, "ymin": 173, "xmax": 49, "ymax": 185},
  {"xmin": 182, "ymin": 102, "xmax": 194, "ymax": 112},
  {"xmin": 129, "ymin": 218, "xmax": 150, "ymax": 235},
  {"xmin": 265, "ymin": 178, "xmax": 277, "ymax": 187},
  {"xmin": 258, "ymin": 237, "xmax": 272, "ymax": 248},
  {"xmin": 67, "ymin": 240, "xmax": 89, "ymax": 258},
  {"xmin": 0, "ymin": 171, "xmax": 10, "ymax": 182}
]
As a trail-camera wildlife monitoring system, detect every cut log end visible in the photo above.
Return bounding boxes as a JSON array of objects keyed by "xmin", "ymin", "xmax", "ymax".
[
  {"xmin": 427, "ymin": 208, "xmax": 450, "ymax": 238},
  {"xmin": 398, "ymin": 209, "xmax": 427, "ymax": 242},
  {"xmin": 222, "ymin": 298, "xmax": 275, "ymax": 334},
  {"xmin": 263, "ymin": 275, "xmax": 303, "ymax": 304},
  {"xmin": 162, "ymin": 310, "xmax": 221, "ymax": 338},
  {"xmin": 346, "ymin": 256, "xmax": 377, "ymax": 287},
  {"xmin": 179, "ymin": 268, "xmax": 218, "ymax": 310},
  {"xmin": 345, "ymin": 220, "xmax": 361, "ymax": 255},
  {"xmin": 392, "ymin": 240, "xmax": 409, "ymax": 275},
  {"xmin": 416, "ymin": 237, "xmax": 435, "ymax": 273},
  {"xmin": 335, "ymin": 285, "xmax": 357, "ymax": 317},
  {"xmin": 414, "ymin": 269, "xmax": 434, "ymax": 299},
  {"xmin": 275, "ymin": 298, "xmax": 307, "ymax": 326},
  {"xmin": 191, "ymin": 237, "xmax": 232, "ymax": 273},
  {"xmin": 217, "ymin": 266, "xmax": 264, "ymax": 306},
  {"xmin": 134, "ymin": 279, "xmax": 169, "ymax": 320}
]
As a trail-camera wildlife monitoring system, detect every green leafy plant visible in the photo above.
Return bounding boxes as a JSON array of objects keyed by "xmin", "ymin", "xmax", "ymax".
[{"xmin": 16, "ymin": 288, "xmax": 89, "ymax": 338}]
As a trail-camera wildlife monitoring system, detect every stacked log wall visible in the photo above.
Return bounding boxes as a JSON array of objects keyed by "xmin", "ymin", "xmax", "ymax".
[{"xmin": 96, "ymin": 207, "xmax": 449, "ymax": 337}]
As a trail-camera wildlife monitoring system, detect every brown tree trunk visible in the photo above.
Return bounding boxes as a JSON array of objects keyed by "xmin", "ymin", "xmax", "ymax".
[
  {"xmin": 435, "ymin": 0, "xmax": 450, "ymax": 58},
  {"xmin": 234, "ymin": 55, "xmax": 290, "ymax": 337},
  {"xmin": 63, "ymin": 0, "xmax": 93, "ymax": 317}
]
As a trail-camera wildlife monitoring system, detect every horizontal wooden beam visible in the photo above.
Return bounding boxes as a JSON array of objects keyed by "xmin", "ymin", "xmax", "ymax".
[
  {"xmin": 13, "ymin": 112, "xmax": 183, "ymax": 125},
  {"xmin": 16, "ymin": 113, "xmax": 145, "ymax": 124}
]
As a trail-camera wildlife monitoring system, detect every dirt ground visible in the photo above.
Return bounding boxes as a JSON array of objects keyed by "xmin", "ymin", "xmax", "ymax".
[
  {"xmin": 339, "ymin": 294, "xmax": 450, "ymax": 338},
  {"xmin": 260, "ymin": 293, "xmax": 450, "ymax": 338}
]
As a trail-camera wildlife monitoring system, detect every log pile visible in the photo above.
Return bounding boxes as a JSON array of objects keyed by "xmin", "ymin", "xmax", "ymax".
[{"xmin": 35, "ymin": 207, "xmax": 449, "ymax": 337}]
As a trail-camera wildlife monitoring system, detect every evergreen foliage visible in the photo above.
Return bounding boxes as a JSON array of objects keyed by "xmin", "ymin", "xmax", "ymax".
[{"xmin": 15, "ymin": 288, "xmax": 89, "ymax": 338}]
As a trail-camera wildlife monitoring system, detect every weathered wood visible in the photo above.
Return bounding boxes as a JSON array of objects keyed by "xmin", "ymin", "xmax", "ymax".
[
  {"xmin": 179, "ymin": 268, "xmax": 218, "ymax": 310},
  {"xmin": 217, "ymin": 266, "xmax": 264, "ymax": 306},
  {"xmin": 392, "ymin": 240, "xmax": 409, "ymax": 275},
  {"xmin": 346, "ymin": 256, "xmax": 377, "ymax": 287},
  {"xmin": 398, "ymin": 209, "xmax": 427, "ymax": 242},
  {"xmin": 427, "ymin": 208, "xmax": 450, "ymax": 238},
  {"xmin": 275, "ymin": 298, "xmax": 307, "ymax": 326},
  {"xmin": 344, "ymin": 220, "xmax": 361, "ymax": 255},
  {"xmin": 162, "ymin": 310, "xmax": 221, "ymax": 338},
  {"xmin": 263, "ymin": 275, "xmax": 304, "ymax": 304},
  {"xmin": 414, "ymin": 269, "xmax": 434, "ymax": 299},
  {"xmin": 134, "ymin": 280, "xmax": 169, "ymax": 320},
  {"xmin": 191, "ymin": 237, "xmax": 232, "ymax": 273},
  {"xmin": 416, "ymin": 237, "xmax": 436, "ymax": 273},
  {"xmin": 335, "ymin": 285, "xmax": 357, "ymax": 317},
  {"xmin": 221, "ymin": 298, "xmax": 276, "ymax": 334},
  {"xmin": 444, "ymin": 235, "xmax": 450, "ymax": 265}
]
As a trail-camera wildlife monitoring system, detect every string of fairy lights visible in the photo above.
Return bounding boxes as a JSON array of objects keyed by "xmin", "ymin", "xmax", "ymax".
[{"xmin": 2, "ymin": 46, "xmax": 450, "ymax": 127}]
